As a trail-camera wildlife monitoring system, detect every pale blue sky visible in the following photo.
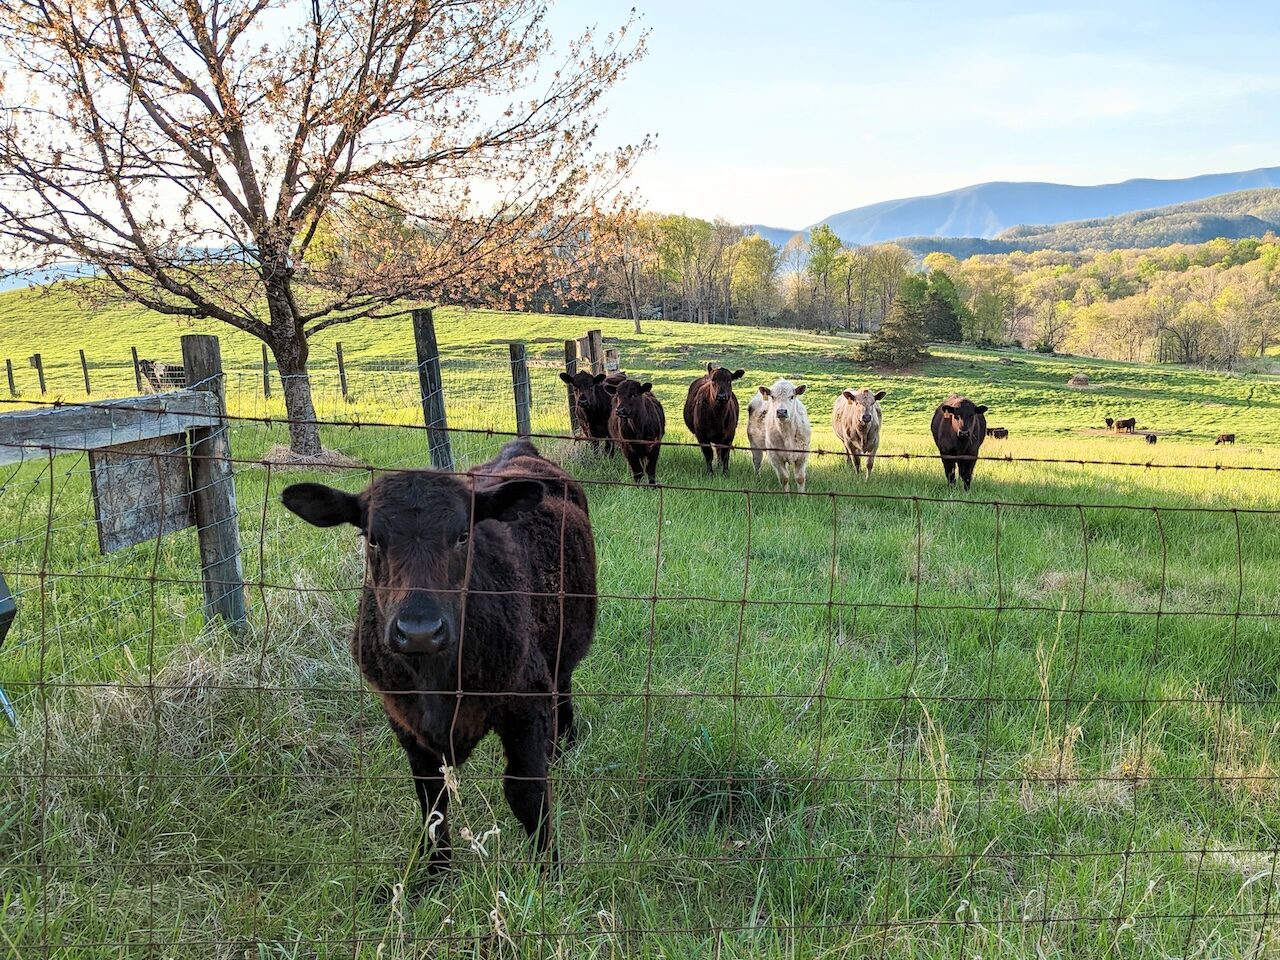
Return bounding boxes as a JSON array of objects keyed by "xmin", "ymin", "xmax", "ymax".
[{"xmin": 550, "ymin": 0, "xmax": 1280, "ymax": 227}]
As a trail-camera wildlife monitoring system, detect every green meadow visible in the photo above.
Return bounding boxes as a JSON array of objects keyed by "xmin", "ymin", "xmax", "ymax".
[{"xmin": 2, "ymin": 286, "xmax": 1280, "ymax": 958}]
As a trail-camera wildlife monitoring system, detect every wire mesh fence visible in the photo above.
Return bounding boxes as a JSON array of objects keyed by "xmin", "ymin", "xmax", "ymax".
[{"xmin": 1, "ymin": 356, "xmax": 1279, "ymax": 958}]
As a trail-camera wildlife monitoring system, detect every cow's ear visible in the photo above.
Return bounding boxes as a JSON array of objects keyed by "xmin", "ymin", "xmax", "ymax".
[
  {"xmin": 975, "ymin": 405, "xmax": 989, "ymax": 415},
  {"xmin": 559, "ymin": 372, "xmax": 574, "ymax": 385},
  {"xmin": 874, "ymin": 390, "xmax": 887, "ymax": 401},
  {"xmin": 640, "ymin": 382, "xmax": 653, "ymax": 393},
  {"xmin": 795, "ymin": 384, "xmax": 806, "ymax": 395},
  {"xmin": 842, "ymin": 390, "xmax": 855, "ymax": 401},
  {"xmin": 603, "ymin": 381, "xmax": 619, "ymax": 396},
  {"xmin": 593, "ymin": 373, "xmax": 606, "ymax": 384},
  {"xmin": 732, "ymin": 369, "xmax": 745, "ymax": 380},
  {"xmin": 475, "ymin": 479, "xmax": 545, "ymax": 523},
  {"xmin": 282, "ymin": 483, "xmax": 365, "ymax": 530},
  {"xmin": 707, "ymin": 362, "xmax": 715, "ymax": 374},
  {"xmin": 758, "ymin": 386, "xmax": 772, "ymax": 398}
]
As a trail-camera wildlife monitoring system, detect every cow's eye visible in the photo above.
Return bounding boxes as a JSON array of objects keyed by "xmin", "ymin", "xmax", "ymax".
[{"xmin": 455, "ymin": 530, "xmax": 470, "ymax": 548}]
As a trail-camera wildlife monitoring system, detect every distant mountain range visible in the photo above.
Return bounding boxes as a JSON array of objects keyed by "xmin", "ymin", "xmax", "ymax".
[{"xmin": 749, "ymin": 165, "xmax": 1280, "ymax": 250}]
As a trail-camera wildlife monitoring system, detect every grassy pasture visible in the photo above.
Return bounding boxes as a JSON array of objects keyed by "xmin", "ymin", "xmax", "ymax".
[{"xmin": 2, "ymin": 289, "xmax": 1280, "ymax": 958}]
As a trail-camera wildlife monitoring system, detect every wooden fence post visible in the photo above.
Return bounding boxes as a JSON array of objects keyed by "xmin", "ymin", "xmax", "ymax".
[
  {"xmin": 79, "ymin": 349, "xmax": 91, "ymax": 395},
  {"xmin": 5, "ymin": 359, "xmax": 15, "ymax": 397},
  {"xmin": 563, "ymin": 339, "xmax": 580, "ymax": 435},
  {"xmin": 412, "ymin": 308, "xmax": 453, "ymax": 471},
  {"xmin": 131, "ymin": 346, "xmax": 143, "ymax": 393},
  {"xmin": 261, "ymin": 344, "xmax": 272, "ymax": 399},
  {"xmin": 335, "ymin": 342, "xmax": 349, "ymax": 400},
  {"xmin": 587, "ymin": 329, "xmax": 604, "ymax": 374},
  {"xmin": 30, "ymin": 354, "xmax": 45, "ymax": 395},
  {"xmin": 604, "ymin": 347, "xmax": 621, "ymax": 373},
  {"xmin": 180, "ymin": 334, "xmax": 246, "ymax": 626},
  {"xmin": 509, "ymin": 342, "xmax": 532, "ymax": 438}
]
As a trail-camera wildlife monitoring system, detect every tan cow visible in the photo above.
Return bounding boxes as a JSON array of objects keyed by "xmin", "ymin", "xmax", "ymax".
[
  {"xmin": 747, "ymin": 379, "xmax": 810, "ymax": 492},
  {"xmin": 832, "ymin": 388, "xmax": 886, "ymax": 477}
]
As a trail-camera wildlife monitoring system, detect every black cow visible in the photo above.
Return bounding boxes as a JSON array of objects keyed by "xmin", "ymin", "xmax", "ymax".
[
  {"xmin": 931, "ymin": 395, "xmax": 988, "ymax": 490},
  {"xmin": 559, "ymin": 370, "xmax": 627, "ymax": 454},
  {"xmin": 682, "ymin": 363, "xmax": 745, "ymax": 474},
  {"xmin": 280, "ymin": 439, "xmax": 597, "ymax": 874},
  {"xmin": 606, "ymin": 378, "xmax": 665, "ymax": 485}
]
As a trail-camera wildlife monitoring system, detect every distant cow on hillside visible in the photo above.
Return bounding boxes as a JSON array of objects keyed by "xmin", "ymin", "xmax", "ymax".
[
  {"xmin": 832, "ymin": 387, "xmax": 885, "ymax": 477},
  {"xmin": 931, "ymin": 395, "xmax": 988, "ymax": 490},
  {"xmin": 1215, "ymin": 433, "xmax": 1236, "ymax": 445},
  {"xmin": 987, "ymin": 426, "xmax": 1009, "ymax": 440},
  {"xmin": 683, "ymin": 363, "xmax": 745, "ymax": 475},
  {"xmin": 605, "ymin": 378, "xmax": 665, "ymax": 485},
  {"xmin": 748, "ymin": 379, "xmax": 811, "ymax": 492},
  {"xmin": 1113, "ymin": 417, "xmax": 1137, "ymax": 433},
  {"xmin": 1145, "ymin": 433, "xmax": 1157, "ymax": 444}
]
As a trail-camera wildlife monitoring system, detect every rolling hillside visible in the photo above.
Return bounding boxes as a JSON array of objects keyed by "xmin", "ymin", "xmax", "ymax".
[{"xmin": 750, "ymin": 165, "xmax": 1280, "ymax": 248}]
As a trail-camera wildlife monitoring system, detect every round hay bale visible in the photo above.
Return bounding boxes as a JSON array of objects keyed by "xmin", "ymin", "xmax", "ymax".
[{"xmin": 1067, "ymin": 373, "xmax": 1090, "ymax": 387}]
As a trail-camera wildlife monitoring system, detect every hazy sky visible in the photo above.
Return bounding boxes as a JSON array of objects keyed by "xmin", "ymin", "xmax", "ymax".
[{"xmin": 550, "ymin": 0, "xmax": 1280, "ymax": 227}]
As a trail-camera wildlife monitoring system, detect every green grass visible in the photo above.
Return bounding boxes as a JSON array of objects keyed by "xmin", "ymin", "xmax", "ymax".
[{"xmin": 2, "ymin": 288, "xmax": 1280, "ymax": 958}]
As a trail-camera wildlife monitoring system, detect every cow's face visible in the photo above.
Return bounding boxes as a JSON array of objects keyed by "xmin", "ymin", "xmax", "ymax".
[
  {"xmin": 706, "ymin": 364, "xmax": 745, "ymax": 405},
  {"xmin": 940, "ymin": 399, "xmax": 988, "ymax": 441},
  {"xmin": 842, "ymin": 388, "xmax": 886, "ymax": 426},
  {"xmin": 281, "ymin": 473, "xmax": 544, "ymax": 657},
  {"xmin": 605, "ymin": 378, "xmax": 652, "ymax": 422},
  {"xmin": 759, "ymin": 380, "xmax": 806, "ymax": 421},
  {"xmin": 560, "ymin": 371, "xmax": 608, "ymax": 412}
]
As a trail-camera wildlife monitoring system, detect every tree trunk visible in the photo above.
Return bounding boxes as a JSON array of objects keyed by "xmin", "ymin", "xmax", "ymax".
[{"xmin": 269, "ymin": 335, "xmax": 323, "ymax": 456}]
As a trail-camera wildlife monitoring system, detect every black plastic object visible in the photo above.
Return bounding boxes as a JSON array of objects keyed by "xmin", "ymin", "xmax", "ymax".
[{"xmin": 0, "ymin": 572, "xmax": 13, "ymax": 646}]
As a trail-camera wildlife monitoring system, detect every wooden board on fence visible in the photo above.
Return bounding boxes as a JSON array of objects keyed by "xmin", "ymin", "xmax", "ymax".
[{"xmin": 89, "ymin": 434, "xmax": 195, "ymax": 555}]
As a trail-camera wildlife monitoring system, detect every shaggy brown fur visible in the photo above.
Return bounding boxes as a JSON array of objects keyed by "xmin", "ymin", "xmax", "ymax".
[
  {"xmin": 606, "ymin": 377, "xmax": 665, "ymax": 484},
  {"xmin": 931, "ymin": 395, "xmax": 988, "ymax": 490},
  {"xmin": 560, "ymin": 370, "xmax": 626, "ymax": 454}
]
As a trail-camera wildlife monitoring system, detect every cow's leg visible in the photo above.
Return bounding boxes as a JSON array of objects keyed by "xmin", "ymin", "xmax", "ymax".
[
  {"xmin": 717, "ymin": 443, "xmax": 731, "ymax": 475},
  {"xmin": 391, "ymin": 726, "xmax": 451, "ymax": 873},
  {"xmin": 852, "ymin": 450, "xmax": 862, "ymax": 475},
  {"xmin": 646, "ymin": 441, "xmax": 660, "ymax": 485},
  {"xmin": 751, "ymin": 444, "xmax": 763, "ymax": 475},
  {"xmin": 700, "ymin": 442, "xmax": 714, "ymax": 474},
  {"xmin": 959, "ymin": 459, "xmax": 976, "ymax": 490},
  {"xmin": 623, "ymin": 444, "xmax": 644, "ymax": 483},
  {"xmin": 866, "ymin": 450, "xmax": 876, "ymax": 477},
  {"xmin": 943, "ymin": 456, "xmax": 957, "ymax": 485},
  {"xmin": 771, "ymin": 456, "xmax": 788, "ymax": 491},
  {"xmin": 497, "ymin": 709, "xmax": 556, "ymax": 861},
  {"xmin": 551, "ymin": 673, "xmax": 576, "ymax": 759},
  {"xmin": 795, "ymin": 455, "xmax": 807, "ymax": 493}
]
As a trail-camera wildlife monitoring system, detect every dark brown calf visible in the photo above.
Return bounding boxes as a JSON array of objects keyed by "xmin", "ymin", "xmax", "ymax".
[
  {"xmin": 931, "ymin": 395, "xmax": 988, "ymax": 489},
  {"xmin": 1216, "ymin": 433, "xmax": 1236, "ymax": 445},
  {"xmin": 1113, "ymin": 417, "xmax": 1137, "ymax": 433},
  {"xmin": 1145, "ymin": 433, "xmax": 1157, "ymax": 444},
  {"xmin": 986, "ymin": 426, "xmax": 1009, "ymax": 439},
  {"xmin": 559, "ymin": 370, "xmax": 627, "ymax": 454},
  {"xmin": 683, "ymin": 363, "xmax": 745, "ymax": 474},
  {"xmin": 280, "ymin": 439, "xmax": 596, "ymax": 875},
  {"xmin": 606, "ymin": 377, "xmax": 665, "ymax": 484}
]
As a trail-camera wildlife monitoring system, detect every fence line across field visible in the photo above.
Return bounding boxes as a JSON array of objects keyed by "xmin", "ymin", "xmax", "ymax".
[{"xmin": 1, "ymin": 327, "xmax": 1278, "ymax": 957}]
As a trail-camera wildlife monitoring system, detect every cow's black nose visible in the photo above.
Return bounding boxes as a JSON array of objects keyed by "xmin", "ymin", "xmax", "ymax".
[
  {"xmin": 776, "ymin": 409, "xmax": 788, "ymax": 419},
  {"xmin": 395, "ymin": 616, "xmax": 446, "ymax": 654},
  {"xmin": 861, "ymin": 415, "xmax": 872, "ymax": 424}
]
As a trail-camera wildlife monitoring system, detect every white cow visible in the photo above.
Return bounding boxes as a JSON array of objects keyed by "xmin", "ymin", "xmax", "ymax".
[
  {"xmin": 747, "ymin": 378, "xmax": 810, "ymax": 492},
  {"xmin": 832, "ymin": 387, "xmax": 886, "ymax": 477}
]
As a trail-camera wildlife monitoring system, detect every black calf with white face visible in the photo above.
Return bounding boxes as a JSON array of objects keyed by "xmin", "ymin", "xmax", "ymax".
[{"xmin": 282, "ymin": 472, "xmax": 544, "ymax": 658}]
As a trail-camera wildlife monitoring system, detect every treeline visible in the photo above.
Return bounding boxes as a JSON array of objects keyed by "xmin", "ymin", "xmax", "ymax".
[
  {"xmin": 556, "ymin": 213, "xmax": 914, "ymax": 333},
  {"xmin": 564, "ymin": 215, "xmax": 1280, "ymax": 370}
]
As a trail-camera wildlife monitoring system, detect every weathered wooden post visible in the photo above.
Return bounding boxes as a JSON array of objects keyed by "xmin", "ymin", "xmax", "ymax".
[
  {"xmin": 335, "ymin": 342, "xmax": 349, "ymax": 400},
  {"xmin": 508, "ymin": 342, "xmax": 532, "ymax": 438},
  {"xmin": 180, "ymin": 334, "xmax": 246, "ymax": 626},
  {"xmin": 261, "ymin": 344, "xmax": 272, "ymax": 399},
  {"xmin": 563, "ymin": 340, "xmax": 580, "ymax": 435},
  {"xmin": 587, "ymin": 329, "xmax": 604, "ymax": 374},
  {"xmin": 5, "ymin": 359, "xmax": 15, "ymax": 397},
  {"xmin": 412, "ymin": 308, "xmax": 454, "ymax": 471},
  {"xmin": 131, "ymin": 346, "xmax": 143, "ymax": 392},
  {"xmin": 29, "ymin": 354, "xmax": 45, "ymax": 395},
  {"xmin": 604, "ymin": 347, "xmax": 621, "ymax": 373},
  {"xmin": 79, "ymin": 349, "xmax": 91, "ymax": 395}
]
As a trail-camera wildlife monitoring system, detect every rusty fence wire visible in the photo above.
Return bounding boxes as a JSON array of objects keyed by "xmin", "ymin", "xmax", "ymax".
[{"xmin": 1, "ymin": 403, "xmax": 1279, "ymax": 959}]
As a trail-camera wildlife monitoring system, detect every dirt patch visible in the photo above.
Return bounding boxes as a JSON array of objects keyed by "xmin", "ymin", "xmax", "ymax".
[{"xmin": 259, "ymin": 446, "xmax": 367, "ymax": 471}]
